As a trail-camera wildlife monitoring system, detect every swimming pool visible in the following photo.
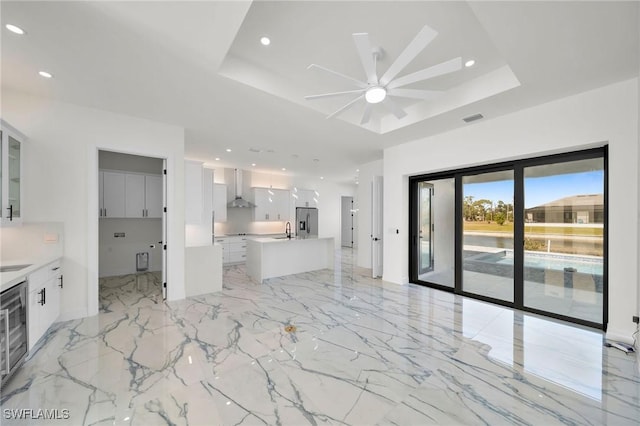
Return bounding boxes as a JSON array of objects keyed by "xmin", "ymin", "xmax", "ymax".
[{"xmin": 495, "ymin": 251, "xmax": 603, "ymax": 276}]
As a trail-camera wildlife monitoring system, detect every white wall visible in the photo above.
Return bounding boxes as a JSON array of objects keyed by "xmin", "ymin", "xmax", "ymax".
[
  {"xmin": 355, "ymin": 160, "xmax": 383, "ymax": 268},
  {"xmin": 99, "ymin": 151, "xmax": 163, "ymax": 174},
  {"xmin": 99, "ymin": 219, "xmax": 163, "ymax": 276},
  {"xmin": 2, "ymin": 90, "xmax": 185, "ymax": 320},
  {"xmin": 1, "ymin": 222, "xmax": 64, "ymax": 262},
  {"xmin": 383, "ymin": 78, "xmax": 639, "ymax": 343}
]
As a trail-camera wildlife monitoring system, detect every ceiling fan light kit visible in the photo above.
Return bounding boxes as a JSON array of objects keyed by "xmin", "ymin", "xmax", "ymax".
[{"xmin": 305, "ymin": 24, "xmax": 462, "ymax": 125}]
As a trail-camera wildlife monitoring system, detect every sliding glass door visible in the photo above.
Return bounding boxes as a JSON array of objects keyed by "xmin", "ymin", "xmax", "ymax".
[
  {"xmin": 462, "ymin": 170, "xmax": 515, "ymax": 302},
  {"xmin": 410, "ymin": 148, "xmax": 606, "ymax": 329},
  {"xmin": 410, "ymin": 177, "xmax": 455, "ymax": 288},
  {"xmin": 523, "ymin": 158, "xmax": 605, "ymax": 324}
]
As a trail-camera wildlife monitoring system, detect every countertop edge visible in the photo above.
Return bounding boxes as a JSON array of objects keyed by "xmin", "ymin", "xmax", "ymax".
[{"xmin": 1, "ymin": 255, "xmax": 64, "ymax": 293}]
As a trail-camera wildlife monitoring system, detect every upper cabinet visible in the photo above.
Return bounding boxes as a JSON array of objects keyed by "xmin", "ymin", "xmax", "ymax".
[
  {"xmin": 294, "ymin": 189, "xmax": 318, "ymax": 208},
  {"xmin": 1, "ymin": 120, "xmax": 26, "ymax": 226},
  {"xmin": 252, "ymin": 188, "xmax": 290, "ymax": 222},
  {"xmin": 99, "ymin": 170, "xmax": 162, "ymax": 219},
  {"xmin": 213, "ymin": 183, "xmax": 227, "ymax": 222}
]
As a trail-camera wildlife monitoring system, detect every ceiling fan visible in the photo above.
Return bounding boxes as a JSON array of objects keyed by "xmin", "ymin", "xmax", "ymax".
[{"xmin": 305, "ymin": 25, "xmax": 462, "ymax": 125}]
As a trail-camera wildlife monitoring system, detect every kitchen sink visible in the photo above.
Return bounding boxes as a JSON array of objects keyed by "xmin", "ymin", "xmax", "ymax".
[{"xmin": 0, "ymin": 264, "xmax": 32, "ymax": 273}]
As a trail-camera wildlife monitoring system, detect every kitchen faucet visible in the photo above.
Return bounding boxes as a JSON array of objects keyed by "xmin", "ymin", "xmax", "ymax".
[{"xmin": 285, "ymin": 221, "xmax": 292, "ymax": 239}]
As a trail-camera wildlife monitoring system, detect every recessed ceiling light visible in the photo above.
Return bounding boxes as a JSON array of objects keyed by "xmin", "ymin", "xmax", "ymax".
[
  {"xmin": 281, "ymin": 168, "xmax": 286, "ymax": 171},
  {"xmin": 38, "ymin": 71, "xmax": 53, "ymax": 78},
  {"xmin": 465, "ymin": 59, "xmax": 476, "ymax": 68},
  {"xmin": 320, "ymin": 177, "xmax": 324, "ymax": 180},
  {"xmin": 365, "ymin": 86, "xmax": 386, "ymax": 104},
  {"xmin": 225, "ymin": 148, "xmax": 231, "ymax": 152},
  {"xmin": 251, "ymin": 163, "xmax": 256, "ymax": 167},
  {"xmin": 356, "ymin": 169, "xmax": 360, "ymax": 172},
  {"xmin": 260, "ymin": 36, "xmax": 271, "ymax": 46},
  {"xmin": 215, "ymin": 157, "xmax": 220, "ymax": 161},
  {"xmin": 6, "ymin": 24, "xmax": 25, "ymax": 35}
]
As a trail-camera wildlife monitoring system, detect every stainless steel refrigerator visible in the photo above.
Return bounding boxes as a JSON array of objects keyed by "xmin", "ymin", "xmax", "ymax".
[{"xmin": 296, "ymin": 207, "xmax": 318, "ymax": 238}]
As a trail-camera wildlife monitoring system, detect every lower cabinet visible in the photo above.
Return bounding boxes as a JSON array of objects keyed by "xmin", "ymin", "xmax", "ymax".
[
  {"xmin": 214, "ymin": 236, "xmax": 248, "ymax": 264},
  {"xmin": 28, "ymin": 260, "xmax": 62, "ymax": 351}
]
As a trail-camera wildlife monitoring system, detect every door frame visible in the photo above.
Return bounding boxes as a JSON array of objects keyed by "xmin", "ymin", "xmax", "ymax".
[
  {"xmin": 409, "ymin": 146, "xmax": 608, "ymax": 330},
  {"xmin": 89, "ymin": 148, "xmax": 169, "ymax": 315}
]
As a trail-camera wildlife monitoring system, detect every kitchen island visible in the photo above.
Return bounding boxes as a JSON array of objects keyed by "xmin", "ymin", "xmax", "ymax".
[{"xmin": 246, "ymin": 237, "xmax": 334, "ymax": 283}]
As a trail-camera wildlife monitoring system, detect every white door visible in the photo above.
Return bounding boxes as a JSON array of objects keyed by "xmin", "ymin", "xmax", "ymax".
[
  {"xmin": 102, "ymin": 172, "xmax": 125, "ymax": 218},
  {"xmin": 125, "ymin": 174, "xmax": 145, "ymax": 218},
  {"xmin": 371, "ymin": 176, "xmax": 383, "ymax": 278},
  {"xmin": 162, "ymin": 161, "xmax": 167, "ymax": 300},
  {"xmin": 341, "ymin": 196, "xmax": 354, "ymax": 248},
  {"xmin": 145, "ymin": 175, "xmax": 163, "ymax": 218}
]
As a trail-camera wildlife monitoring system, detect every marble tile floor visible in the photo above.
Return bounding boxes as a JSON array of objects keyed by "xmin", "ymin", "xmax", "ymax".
[
  {"xmin": 1, "ymin": 249, "xmax": 638, "ymax": 425},
  {"xmin": 99, "ymin": 271, "xmax": 163, "ymax": 313}
]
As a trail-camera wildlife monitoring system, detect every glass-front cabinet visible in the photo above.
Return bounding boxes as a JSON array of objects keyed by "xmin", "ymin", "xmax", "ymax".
[{"xmin": 1, "ymin": 120, "xmax": 25, "ymax": 226}]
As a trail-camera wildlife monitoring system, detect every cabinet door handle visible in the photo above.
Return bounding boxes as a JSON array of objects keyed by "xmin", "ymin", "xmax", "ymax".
[
  {"xmin": 6, "ymin": 205, "xmax": 13, "ymax": 221},
  {"xmin": 51, "ymin": 267, "xmax": 60, "ymax": 271},
  {"xmin": 59, "ymin": 275, "xmax": 64, "ymax": 289},
  {"xmin": 104, "ymin": 208, "xmax": 107, "ymax": 217},
  {"xmin": 39, "ymin": 288, "xmax": 45, "ymax": 306},
  {"xmin": 1, "ymin": 310, "xmax": 9, "ymax": 374}
]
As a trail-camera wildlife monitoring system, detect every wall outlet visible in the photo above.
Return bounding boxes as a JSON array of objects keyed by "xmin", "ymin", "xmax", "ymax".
[
  {"xmin": 44, "ymin": 233, "xmax": 59, "ymax": 243},
  {"xmin": 633, "ymin": 316, "xmax": 639, "ymax": 324}
]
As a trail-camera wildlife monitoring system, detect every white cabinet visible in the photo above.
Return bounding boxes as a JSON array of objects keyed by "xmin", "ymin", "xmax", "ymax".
[
  {"xmin": 145, "ymin": 175, "xmax": 163, "ymax": 218},
  {"xmin": 294, "ymin": 189, "xmax": 318, "ymax": 208},
  {"xmin": 125, "ymin": 174, "xmax": 145, "ymax": 217},
  {"xmin": 124, "ymin": 173, "xmax": 162, "ymax": 218},
  {"xmin": 252, "ymin": 188, "xmax": 290, "ymax": 221},
  {"xmin": 1, "ymin": 120, "xmax": 25, "ymax": 226},
  {"xmin": 99, "ymin": 171, "xmax": 162, "ymax": 219},
  {"xmin": 215, "ymin": 236, "xmax": 247, "ymax": 264},
  {"xmin": 213, "ymin": 183, "xmax": 227, "ymax": 222},
  {"xmin": 101, "ymin": 171, "xmax": 126, "ymax": 218},
  {"xmin": 28, "ymin": 260, "xmax": 62, "ymax": 351}
]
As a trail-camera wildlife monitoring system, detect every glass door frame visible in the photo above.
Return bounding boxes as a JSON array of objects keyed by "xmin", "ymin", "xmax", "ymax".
[{"xmin": 409, "ymin": 146, "xmax": 608, "ymax": 330}]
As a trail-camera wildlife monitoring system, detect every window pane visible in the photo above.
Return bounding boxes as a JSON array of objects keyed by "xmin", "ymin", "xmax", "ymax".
[
  {"xmin": 523, "ymin": 158, "xmax": 604, "ymax": 324},
  {"xmin": 416, "ymin": 178, "xmax": 455, "ymax": 287},
  {"xmin": 462, "ymin": 170, "xmax": 514, "ymax": 302}
]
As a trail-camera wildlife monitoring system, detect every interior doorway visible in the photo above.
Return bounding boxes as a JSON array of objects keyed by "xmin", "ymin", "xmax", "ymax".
[
  {"xmin": 98, "ymin": 150, "xmax": 167, "ymax": 311},
  {"xmin": 341, "ymin": 196, "xmax": 354, "ymax": 248}
]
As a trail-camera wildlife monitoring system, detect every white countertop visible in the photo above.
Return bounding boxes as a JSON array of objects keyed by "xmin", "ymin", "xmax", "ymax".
[
  {"xmin": 1, "ymin": 256, "xmax": 63, "ymax": 293},
  {"xmin": 250, "ymin": 236, "xmax": 331, "ymax": 244}
]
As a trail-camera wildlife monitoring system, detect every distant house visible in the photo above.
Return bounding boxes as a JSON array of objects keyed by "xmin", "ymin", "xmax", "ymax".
[{"xmin": 525, "ymin": 194, "xmax": 604, "ymax": 224}]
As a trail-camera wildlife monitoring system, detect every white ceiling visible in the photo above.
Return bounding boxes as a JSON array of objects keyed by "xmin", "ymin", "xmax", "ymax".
[{"xmin": 1, "ymin": 1, "xmax": 638, "ymax": 184}]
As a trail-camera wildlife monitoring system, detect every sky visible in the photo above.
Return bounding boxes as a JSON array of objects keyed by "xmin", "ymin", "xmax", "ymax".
[{"xmin": 464, "ymin": 170, "xmax": 604, "ymax": 208}]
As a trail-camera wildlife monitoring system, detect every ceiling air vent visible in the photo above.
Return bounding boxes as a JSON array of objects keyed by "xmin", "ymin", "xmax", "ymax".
[{"xmin": 463, "ymin": 113, "xmax": 484, "ymax": 123}]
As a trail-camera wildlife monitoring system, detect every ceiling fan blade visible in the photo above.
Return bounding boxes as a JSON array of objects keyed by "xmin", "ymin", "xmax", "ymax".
[
  {"xmin": 387, "ymin": 88, "xmax": 443, "ymax": 100},
  {"xmin": 387, "ymin": 57, "xmax": 462, "ymax": 90},
  {"xmin": 305, "ymin": 89, "xmax": 366, "ymax": 101},
  {"xmin": 326, "ymin": 94, "xmax": 364, "ymax": 120},
  {"xmin": 360, "ymin": 103, "xmax": 373, "ymax": 125},
  {"xmin": 352, "ymin": 33, "xmax": 378, "ymax": 84},
  {"xmin": 383, "ymin": 97, "xmax": 407, "ymax": 119},
  {"xmin": 379, "ymin": 25, "xmax": 438, "ymax": 86},
  {"xmin": 307, "ymin": 64, "xmax": 367, "ymax": 88}
]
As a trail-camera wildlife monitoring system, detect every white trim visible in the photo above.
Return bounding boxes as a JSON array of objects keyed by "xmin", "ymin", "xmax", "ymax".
[{"xmin": 605, "ymin": 328, "xmax": 636, "ymax": 345}]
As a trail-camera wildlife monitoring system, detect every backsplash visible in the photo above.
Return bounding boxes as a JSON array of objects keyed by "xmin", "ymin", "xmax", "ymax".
[
  {"xmin": 0, "ymin": 222, "xmax": 64, "ymax": 262},
  {"xmin": 215, "ymin": 208, "xmax": 288, "ymax": 236}
]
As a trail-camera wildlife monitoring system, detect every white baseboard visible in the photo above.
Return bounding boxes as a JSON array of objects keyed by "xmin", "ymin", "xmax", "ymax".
[{"xmin": 605, "ymin": 328, "xmax": 636, "ymax": 345}]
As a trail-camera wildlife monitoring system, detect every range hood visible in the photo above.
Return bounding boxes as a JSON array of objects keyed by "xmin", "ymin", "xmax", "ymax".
[{"xmin": 227, "ymin": 168, "xmax": 256, "ymax": 208}]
